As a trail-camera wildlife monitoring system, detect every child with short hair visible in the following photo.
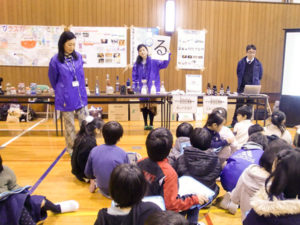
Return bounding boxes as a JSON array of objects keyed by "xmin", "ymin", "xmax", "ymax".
[
  {"xmin": 0, "ymin": 155, "xmax": 79, "ymax": 225},
  {"xmin": 85, "ymin": 121, "xmax": 129, "ymax": 197},
  {"xmin": 71, "ymin": 116, "xmax": 103, "ymax": 182},
  {"xmin": 264, "ymin": 110, "xmax": 292, "ymax": 144},
  {"xmin": 175, "ymin": 128, "xmax": 221, "ymax": 196},
  {"xmin": 204, "ymin": 112, "xmax": 234, "ymax": 165},
  {"xmin": 168, "ymin": 122, "xmax": 193, "ymax": 167},
  {"xmin": 138, "ymin": 128, "xmax": 208, "ymax": 225},
  {"xmin": 233, "ymin": 105, "xmax": 253, "ymax": 148},
  {"xmin": 94, "ymin": 164, "xmax": 161, "ymax": 225},
  {"xmin": 248, "ymin": 124, "xmax": 264, "ymax": 136},
  {"xmin": 145, "ymin": 210, "xmax": 189, "ymax": 225}
]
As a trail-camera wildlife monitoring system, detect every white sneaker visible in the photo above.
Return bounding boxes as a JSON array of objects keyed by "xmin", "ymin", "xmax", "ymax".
[
  {"xmin": 197, "ymin": 222, "xmax": 206, "ymax": 225},
  {"xmin": 56, "ymin": 200, "xmax": 79, "ymax": 213}
]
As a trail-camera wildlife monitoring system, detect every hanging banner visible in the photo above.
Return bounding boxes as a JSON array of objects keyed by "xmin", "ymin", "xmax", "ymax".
[
  {"xmin": 0, "ymin": 25, "xmax": 63, "ymax": 66},
  {"xmin": 172, "ymin": 94, "xmax": 198, "ymax": 113},
  {"xmin": 177, "ymin": 29, "xmax": 206, "ymax": 70},
  {"xmin": 130, "ymin": 27, "xmax": 159, "ymax": 65},
  {"xmin": 203, "ymin": 96, "xmax": 228, "ymax": 114},
  {"xmin": 71, "ymin": 26, "xmax": 127, "ymax": 68},
  {"xmin": 151, "ymin": 35, "xmax": 170, "ymax": 61}
]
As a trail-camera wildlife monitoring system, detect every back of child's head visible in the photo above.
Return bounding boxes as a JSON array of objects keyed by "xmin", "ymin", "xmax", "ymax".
[
  {"xmin": 212, "ymin": 107, "xmax": 227, "ymax": 122},
  {"xmin": 78, "ymin": 116, "xmax": 103, "ymax": 137},
  {"xmin": 266, "ymin": 148, "xmax": 300, "ymax": 199},
  {"xmin": 205, "ymin": 111, "xmax": 225, "ymax": 127},
  {"xmin": 0, "ymin": 155, "xmax": 3, "ymax": 173},
  {"xmin": 176, "ymin": 122, "xmax": 193, "ymax": 138},
  {"xmin": 190, "ymin": 128, "xmax": 212, "ymax": 150},
  {"xmin": 248, "ymin": 132, "xmax": 268, "ymax": 150},
  {"xmin": 259, "ymin": 137, "xmax": 292, "ymax": 173},
  {"xmin": 145, "ymin": 210, "xmax": 188, "ymax": 225},
  {"xmin": 236, "ymin": 105, "xmax": 252, "ymax": 119},
  {"xmin": 271, "ymin": 110, "xmax": 286, "ymax": 134},
  {"xmin": 102, "ymin": 121, "xmax": 123, "ymax": 145},
  {"xmin": 109, "ymin": 164, "xmax": 147, "ymax": 208},
  {"xmin": 146, "ymin": 128, "xmax": 173, "ymax": 162},
  {"xmin": 248, "ymin": 124, "xmax": 264, "ymax": 136}
]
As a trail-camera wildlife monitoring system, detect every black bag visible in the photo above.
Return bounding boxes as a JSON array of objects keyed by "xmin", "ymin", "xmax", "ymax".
[
  {"xmin": 254, "ymin": 108, "xmax": 269, "ymax": 120},
  {"xmin": 0, "ymin": 104, "xmax": 10, "ymax": 121}
]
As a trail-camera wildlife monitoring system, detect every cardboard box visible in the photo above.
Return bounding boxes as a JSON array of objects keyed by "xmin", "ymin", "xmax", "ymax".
[
  {"xmin": 130, "ymin": 103, "xmax": 143, "ymax": 121},
  {"xmin": 108, "ymin": 104, "xmax": 128, "ymax": 121},
  {"xmin": 155, "ymin": 104, "xmax": 177, "ymax": 122}
]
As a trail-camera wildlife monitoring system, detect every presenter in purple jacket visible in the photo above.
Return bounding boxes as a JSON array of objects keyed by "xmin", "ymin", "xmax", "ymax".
[
  {"xmin": 231, "ymin": 44, "xmax": 263, "ymax": 127},
  {"xmin": 132, "ymin": 44, "xmax": 170, "ymax": 130},
  {"xmin": 48, "ymin": 30, "xmax": 88, "ymax": 155}
]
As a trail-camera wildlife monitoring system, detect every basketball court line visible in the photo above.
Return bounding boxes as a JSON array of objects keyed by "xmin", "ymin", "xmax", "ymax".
[{"xmin": 0, "ymin": 118, "xmax": 46, "ymax": 149}]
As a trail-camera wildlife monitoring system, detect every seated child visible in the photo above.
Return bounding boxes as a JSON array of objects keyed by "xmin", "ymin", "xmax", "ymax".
[
  {"xmin": 85, "ymin": 121, "xmax": 129, "ymax": 196},
  {"xmin": 230, "ymin": 138, "xmax": 293, "ymax": 220},
  {"xmin": 145, "ymin": 210, "xmax": 189, "ymax": 225},
  {"xmin": 264, "ymin": 110, "xmax": 292, "ymax": 145},
  {"xmin": 175, "ymin": 128, "xmax": 221, "ymax": 196},
  {"xmin": 71, "ymin": 116, "xmax": 103, "ymax": 182},
  {"xmin": 220, "ymin": 132, "xmax": 268, "ymax": 192},
  {"xmin": 204, "ymin": 112, "xmax": 234, "ymax": 165},
  {"xmin": 244, "ymin": 147, "xmax": 300, "ymax": 225},
  {"xmin": 138, "ymin": 128, "xmax": 208, "ymax": 225},
  {"xmin": 248, "ymin": 124, "xmax": 264, "ymax": 136},
  {"xmin": 0, "ymin": 155, "xmax": 78, "ymax": 225},
  {"xmin": 233, "ymin": 105, "xmax": 253, "ymax": 148},
  {"xmin": 168, "ymin": 122, "xmax": 193, "ymax": 167},
  {"xmin": 94, "ymin": 164, "xmax": 161, "ymax": 225}
]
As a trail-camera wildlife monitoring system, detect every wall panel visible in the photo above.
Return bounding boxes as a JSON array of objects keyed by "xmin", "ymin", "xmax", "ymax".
[{"xmin": 0, "ymin": 0, "xmax": 300, "ymax": 94}]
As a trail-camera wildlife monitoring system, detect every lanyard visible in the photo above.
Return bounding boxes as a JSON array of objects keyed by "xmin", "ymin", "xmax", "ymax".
[{"xmin": 65, "ymin": 56, "xmax": 78, "ymax": 81}]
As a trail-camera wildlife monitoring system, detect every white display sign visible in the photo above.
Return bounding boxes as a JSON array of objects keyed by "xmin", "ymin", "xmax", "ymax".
[
  {"xmin": 203, "ymin": 96, "xmax": 228, "ymax": 114},
  {"xmin": 177, "ymin": 29, "xmax": 206, "ymax": 70},
  {"xmin": 151, "ymin": 35, "xmax": 170, "ymax": 61},
  {"xmin": 0, "ymin": 25, "xmax": 63, "ymax": 66},
  {"xmin": 71, "ymin": 26, "xmax": 127, "ymax": 68},
  {"xmin": 186, "ymin": 74, "xmax": 202, "ymax": 95},
  {"xmin": 130, "ymin": 27, "xmax": 159, "ymax": 65},
  {"xmin": 172, "ymin": 95, "xmax": 198, "ymax": 113}
]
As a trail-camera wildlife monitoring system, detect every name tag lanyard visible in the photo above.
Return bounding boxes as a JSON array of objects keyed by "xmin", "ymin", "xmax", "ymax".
[{"xmin": 65, "ymin": 57, "xmax": 78, "ymax": 82}]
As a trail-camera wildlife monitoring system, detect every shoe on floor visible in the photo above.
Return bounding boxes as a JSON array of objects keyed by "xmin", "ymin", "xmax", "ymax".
[
  {"xmin": 148, "ymin": 125, "xmax": 153, "ymax": 130},
  {"xmin": 56, "ymin": 200, "xmax": 79, "ymax": 213},
  {"xmin": 144, "ymin": 125, "xmax": 148, "ymax": 130},
  {"xmin": 227, "ymin": 201, "xmax": 238, "ymax": 214},
  {"xmin": 219, "ymin": 192, "xmax": 231, "ymax": 210}
]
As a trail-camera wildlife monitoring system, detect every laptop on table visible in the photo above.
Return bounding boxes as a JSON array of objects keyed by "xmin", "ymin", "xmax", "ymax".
[{"xmin": 241, "ymin": 85, "xmax": 261, "ymax": 96}]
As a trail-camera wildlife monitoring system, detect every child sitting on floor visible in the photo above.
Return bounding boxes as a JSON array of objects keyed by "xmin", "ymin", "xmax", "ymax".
[
  {"xmin": 93, "ymin": 164, "xmax": 161, "ymax": 225},
  {"xmin": 85, "ymin": 121, "xmax": 129, "ymax": 197}
]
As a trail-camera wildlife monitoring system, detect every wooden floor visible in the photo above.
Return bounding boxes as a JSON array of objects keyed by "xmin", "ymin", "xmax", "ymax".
[{"xmin": 1, "ymin": 118, "xmax": 295, "ymax": 225}]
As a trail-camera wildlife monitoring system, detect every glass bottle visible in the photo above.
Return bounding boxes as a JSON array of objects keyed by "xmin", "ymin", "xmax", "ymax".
[
  {"xmin": 206, "ymin": 83, "xmax": 211, "ymax": 96},
  {"xmin": 150, "ymin": 80, "xmax": 156, "ymax": 94},
  {"xmin": 212, "ymin": 85, "xmax": 217, "ymax": 96},
  {"xmin": 115, "ymin": 75, "xmax": 120, "ymax": 93},
  {"xmin": 95, "ymin": 76, "xmax": 100, "ymax": 96},
  {"xmin": 85, "ymin": 78, "xmax": 90, "ymax": 96},
  {"xmin": 141, "ymin": 79, "xmax": 148, "ymax": 95},
  {"xmin": 106, "ymin": 74, "xmax": 110, "ymax": 94},
  {"xmin": 160, "ymin": 81, "xmax": 166, "ymax": 94},
  {"xmin": 226, "ymin": 85, "xmax": 230, "ymax": 95},
  {"xmin": 219, "ymin": 83, "xmax": 224, "ymax": 96}
]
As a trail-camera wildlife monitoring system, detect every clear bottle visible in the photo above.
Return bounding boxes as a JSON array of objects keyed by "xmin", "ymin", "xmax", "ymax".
[
  {"xmin": 160, "ymin": 81, "xmax": 166, "ymax": 94},
  {"xmin": 219, "ymin": 83, "xmax": 224, "ymax": 96},
  {"xmin": 115, "ymin": 75, "xmax": 120, "ymax": 93},
  {"xmin": 141, "ymin": 79, "xmax": 148, "ymax": 95},
  {"xmin": 226, "ymin": 85, "xmax": 230, "ymax": 95},
  {"xmin": 206, "ymin": 83, "xmax": 211, "ymax": 96},
  {"xmin": 150, "ymin": 80, "xmax": 156, "ymax": 94},
  {"xmin": 85, "ymin": 78, "xmax": 90, "ymax": 96},
  {"xmin": 95, "ymin": 76, "xmax": 100, "ymax": 96},
  {"xmin": 136, "ymin": 82, "xmax": 140, "ymax": 94},
  {"xmin": 106, "ymin": 74, "xmax": 110, "ymax": 94}
]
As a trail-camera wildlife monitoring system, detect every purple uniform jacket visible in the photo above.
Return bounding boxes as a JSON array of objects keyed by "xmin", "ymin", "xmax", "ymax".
[
  {"xmin": 48, "ymin": 52, "xmax": 88, "ymax": 111},
  {"xmin": 132, "ymin": 54, "xmax": 171, "ymax": 93}
]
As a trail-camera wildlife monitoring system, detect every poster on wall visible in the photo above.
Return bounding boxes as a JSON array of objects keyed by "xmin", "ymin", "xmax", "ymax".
[
  {"xmin": 177, "ymin": 29, "xmax": 206, "ymax": 70},
  {"xmin": 130, "ymin": 27, "xmax": 159, "ymax": 65},
  {"xmin": 151, "ymin": 35, "xmax": 170, "ymax": 61},
  {"xmin": 0, "ymin": 25, "xmax": 63, "ymax": 66},
  {"xmin": 71, "ymin": 27, "xmax": 127, "ymax": 68},
  {"xmin": 185, "ymin": 74, "xmax": 202, "ymax": 95}
]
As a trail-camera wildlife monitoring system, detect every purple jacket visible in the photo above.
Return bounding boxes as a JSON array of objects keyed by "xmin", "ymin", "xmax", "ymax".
[
  {"xmin": 132, "ymin": 54, "xmax": 171, "ymax": 93},
  {"xmin": 237, "ymin": 57, "xmax": 263, "ymax": 92},
  {"xmin": 48, "ymin": 52, "xmax": 88, "ymax": 111},
  {"xmin": 220, "ymin": 142, "xmax": 264, "ymax": 192}
]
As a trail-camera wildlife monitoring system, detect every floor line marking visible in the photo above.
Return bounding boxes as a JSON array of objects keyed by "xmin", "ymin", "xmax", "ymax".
[{"xmin": 0, "ymin": 119, "xmax": 46, "ymax": 149}]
